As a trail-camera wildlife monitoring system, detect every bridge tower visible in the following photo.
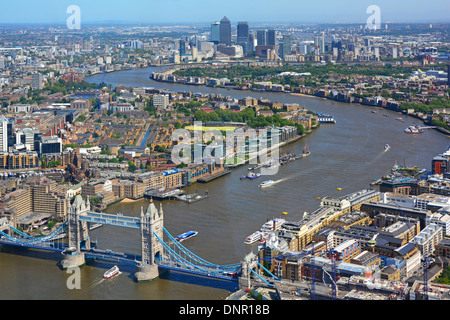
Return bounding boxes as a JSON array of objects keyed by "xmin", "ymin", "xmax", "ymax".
[
  {"xmin": 61, "ymin": 195, "xmax": 91, "ymax": 269},
  {"xmin": 135, "ymin": 200, "xmax": 164, "ymax": 282},
  {"xmin": 238, "ymin": 252, "xmax": 258, "ymax": 289}
]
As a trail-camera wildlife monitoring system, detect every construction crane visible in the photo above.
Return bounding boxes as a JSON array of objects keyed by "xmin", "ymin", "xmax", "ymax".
[
  {"xmin": 310, "ymin": 241, "xmax": 316, "ymax": 300},
  {"xmin": 328, "ymin": 250, "xmax": 338, "ymax": 299},
  {"xmin": 422, "ymin": 256, "xmax": 431, "ymax": 300}
]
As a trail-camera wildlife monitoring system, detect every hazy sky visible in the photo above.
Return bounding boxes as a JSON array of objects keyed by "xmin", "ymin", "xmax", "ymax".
[{"xmin": 0, "ymin": 0, "xmax": 449, "ymax": 25}]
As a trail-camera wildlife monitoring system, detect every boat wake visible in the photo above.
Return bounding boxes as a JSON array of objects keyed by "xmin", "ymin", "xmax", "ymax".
[
  {"xmin": 259, "ymin": 172, "xmax": 302, "ymax": 188},
  {"xmin": 86, "ymin": 271, "xmax": 122, "ymax": 290}
]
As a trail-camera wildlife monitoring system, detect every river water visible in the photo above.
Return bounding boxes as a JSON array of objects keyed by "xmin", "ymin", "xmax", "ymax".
[{"xmin": 0, "ymin": 66, "xmax": 448, "ymax": 300}]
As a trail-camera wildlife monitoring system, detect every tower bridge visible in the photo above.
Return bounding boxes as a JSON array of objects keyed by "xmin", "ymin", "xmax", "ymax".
[{"xmin": 0, "ymin": 195, "xmax": 255, "ymax": 288}]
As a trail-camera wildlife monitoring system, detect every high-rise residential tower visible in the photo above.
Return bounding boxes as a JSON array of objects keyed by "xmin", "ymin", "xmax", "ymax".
[{"xmin": 280, "ymin": 34, "xmax": 292, "ymax": 58}]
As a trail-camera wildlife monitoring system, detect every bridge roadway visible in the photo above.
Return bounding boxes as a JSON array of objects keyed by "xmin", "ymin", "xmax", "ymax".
[{"xmin": 79, "ymin": 212, "xmax": 141, "ymax": 229}]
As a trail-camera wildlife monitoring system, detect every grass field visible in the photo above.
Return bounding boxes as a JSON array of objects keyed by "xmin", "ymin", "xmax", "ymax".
[{"xmin": 185, "ymin": 126, "xmax": 236, "ymax": 131}]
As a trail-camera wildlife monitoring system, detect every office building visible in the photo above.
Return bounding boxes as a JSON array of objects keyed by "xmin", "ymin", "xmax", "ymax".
[
  {"xmin": 257, "ymin": 30, "xmax": 267, "ymax": 46},
  {"xmin": 211, "ymin": 21, "xmax": 220, "ymax": 44},
  {"xmin": 2, "ymin": 177, "xmax": 69, "ymax": 227},
  {"xmin": 219, "ymin": 16, "xmax": 231, "ymax": 46},
  {"xmin": 39, "ymin": 136, "xmax": 62, "ymax": 155},
  {"xmin": 267, "ymin": 30, "xmax": 277, "ymax": 47},
  {"xmin": 237, "ymin": 21, "xmax": 249, "ymax": 53}
]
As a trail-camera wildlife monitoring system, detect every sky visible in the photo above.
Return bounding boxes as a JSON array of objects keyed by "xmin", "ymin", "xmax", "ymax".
[{"xmin": 0, "ymin": 0, "xmax": 449, "ymax": 25}]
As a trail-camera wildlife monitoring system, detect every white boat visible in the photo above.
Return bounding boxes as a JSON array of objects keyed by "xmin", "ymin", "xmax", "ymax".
[
  {"xmin": 104, "ymin": 265, "xmax": 119, "ymax": 279},
  {"xmin": 384, "ymin": 144, "xmax": 390, "ymax": 152},
  {"xmin": 244, "ymin": 231, "xmax": 262, "ymax": 244},
  {"xmin": 404, "ymin": 125, "xmax": 421, "ymax": 134},
  {"xmin": 259, "ymin": 180, "xmax": 275, "ymax": 188},
  {"xmin": 260, "ymin": 218, "xmax": 286, "ymax": 234},
  {"xmin": 176, "ymin": 231, "xmax": 198, "ymax": 242}
]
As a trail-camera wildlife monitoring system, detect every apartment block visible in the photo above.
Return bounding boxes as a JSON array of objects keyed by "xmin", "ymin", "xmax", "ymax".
[
  {"xmin": 410, "ymin": 223, "xmax": 443, "ymax": 257},
  {"xmin": 112, "ymin": 180, "xmax": 145, "ymax": 199}
]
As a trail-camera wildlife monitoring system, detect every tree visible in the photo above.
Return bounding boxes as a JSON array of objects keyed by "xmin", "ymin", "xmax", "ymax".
[{"xmin": 127, "ymin": 161, "xmax": 137, "ymax": 172}]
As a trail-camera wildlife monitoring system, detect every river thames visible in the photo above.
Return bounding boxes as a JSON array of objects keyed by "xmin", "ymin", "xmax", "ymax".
[{"xmin": 0, "ymin": 66, "xmax": 448, "ymax": 300}]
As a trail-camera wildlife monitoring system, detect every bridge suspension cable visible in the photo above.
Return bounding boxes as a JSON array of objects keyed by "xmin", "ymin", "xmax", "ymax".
[
  {"xmin": 0, "ymin": 222, "xmax": 68, "ymax": 245},
  {"xmin": 162, "ymin": 227, "xmax": 240, "ymax": 270}
]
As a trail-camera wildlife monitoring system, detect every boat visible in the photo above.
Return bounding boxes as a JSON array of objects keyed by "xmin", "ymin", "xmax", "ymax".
[
  {"xmin": 246, "ymin": 218, "xmax": 286, "ymax": 244},
  {"xmin": 404, "ymin": 125, "xmax": 422, "ymax": 134},
  {"xmin": 260, "ymin": 218, "xmax": 286, "ymax": 234},
  {"xmin": 259, "ymin": 180, "xmax": 275, "ymax": 188},
  {"xmin": 337, "ymin": 187, "xmax": 342, "ymax": 191},
  {"xmin": 104, "ymin": 265, "xmax": 120, "ymax": 279},
  {"xmin": 303, "ymin": 144, "xmax": 311, "ymax": 157},
  {"xmin": 384, "ymin": 144, "xmax": 391, "ymax": 152},
  {"xmin": 247, "ymin": 172, "xmax": 261, "ymax": 179},
  {"xmin": 370, "ymin": 178, "xmax": 382, "ymax": 186},
  {"xmin": 176, "ymin": 231, "xmax": 198, "ymax": 242},
  {"xmin": 240, "ymin": 176, "xmax": 247, "ymax": 180},
  {"xmin": 244, "ymin": 231, "xmax": 262, "ymax": 245},
  {"xmin": 265, "ymin": 159, "xmax": 279, "ymax": 169}
]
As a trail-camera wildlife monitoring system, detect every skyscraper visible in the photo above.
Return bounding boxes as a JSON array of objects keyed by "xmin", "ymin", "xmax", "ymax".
[
  {"xmin": 248, "ymin": 33, "xmax": 255, "ymax": 53},
  {"xmin": 237, "ymin": 21, "xmax": 249, "ymax": 53},
  {"xmin": 267, "ymin": 30, "xmax": 276, "ymax": 47},
  {"xmin": 179, "ymin": 39, "xmax": 186, "ymax": 56},
  {"xmin": 256, "ymin": 30, "xmax": 267, "ymax": 46},
  {"xmin": 211, "ymin": 21, "xmax": 220, "ymax": 44},
  {"xmin": 320, "ymin": 34, "xmax": 325, "ymax": 54},
  {"xmin": 219, "ymin": 16, "xmax": 231, "ymax": 46},
  {"xmin": 237, "ymin": 21, "xmax": 249, "ymax": 43},
  {"xmin": 0, "ymin": 116, "xmax": 9, "ymax": 152},
  {"xmin": 280, "ymin": 34, "xmax": 292, "ymax": 58},
  {"xmin": 447, "ymin": 56, "xmax": 450, "ymax": 86}
]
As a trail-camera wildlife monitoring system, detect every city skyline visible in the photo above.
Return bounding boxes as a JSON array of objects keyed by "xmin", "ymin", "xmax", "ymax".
[{"xmin": 0, "ymin": 0, "xmax": 449, "ymax": 25}]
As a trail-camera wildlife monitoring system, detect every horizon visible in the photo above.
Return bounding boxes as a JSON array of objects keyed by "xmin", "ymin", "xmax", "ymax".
[{"xmin": 1, "ymin": 0, "xmax": 449, "ymax": 25}]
